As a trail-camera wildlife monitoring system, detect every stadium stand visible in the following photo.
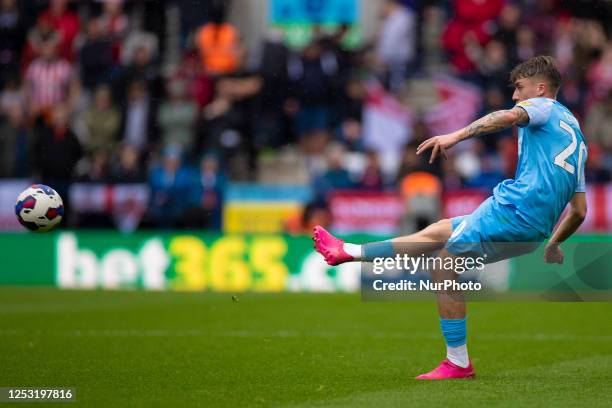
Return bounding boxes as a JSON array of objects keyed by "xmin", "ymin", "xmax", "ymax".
[{"xmin": 0, "ymin": 0, "xmax": 611, "ymax": 232}]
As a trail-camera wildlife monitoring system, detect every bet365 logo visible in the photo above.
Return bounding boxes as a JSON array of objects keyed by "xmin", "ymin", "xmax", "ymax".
[{"xmin": 56, "ymin": 233, "xmax": 289, "ymax": 291}]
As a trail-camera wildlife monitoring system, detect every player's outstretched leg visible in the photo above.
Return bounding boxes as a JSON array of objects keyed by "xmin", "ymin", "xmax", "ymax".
[{"xmin": 312, "ymin": 220, "xmax": 452, "ymax": 266}]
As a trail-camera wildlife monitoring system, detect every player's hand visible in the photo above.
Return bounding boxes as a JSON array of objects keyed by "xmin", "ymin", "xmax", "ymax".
[
  {"xmin": 544, "ymin": 243, "xmax": 564, "ymax": 264},
  {"xmin": 416, "ymin": 133, "xmax": 461, "ymax": 164}
]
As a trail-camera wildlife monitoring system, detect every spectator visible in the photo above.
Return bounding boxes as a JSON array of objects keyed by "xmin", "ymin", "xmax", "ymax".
[
  {"xmin": 0, "ymin": 76, "xmax": 24, "ymax": 114},
  {"xmin": 399, "ymin": 173, "xmax": 443, "ymax": 233},
  {"xmin": 400, "ymin": 122, "xmax": 443, "ymax": 178},
  {"xmin": 98, "ymin": 0, "xmax": 129, "ymax": 63},
  {"xmin": 252, "ymin": 29, "xmax": 291, "ymax": 147},
  {"xmin": 0, "ymin": 103, "xmax": 32, "ymax": 177},
  {"xmin": 174, "ymin": 52, "xmax": 215, "ymax": 109},
  {"xmin": 552, "ymin": 17, "xmax": 574, "ymax": 75},
  {"xmin": 585, "ymin": 145, "xmax": 612, "ymax": 183},
  {"xmin": 585, "ymin": 90, "xmax": 612, "ymax": 154},
  {"xmin": 40, "ymin": 0, "xmax": 79, "ymax": 61},
  {"xmin": 75, "ymin": 149, "xmax": 109, "ymax": 182},
  {"xmin": 287, "ymin": 39, "xmax": 339, "ymax": 154},
  {"xmin": 23, "ymin": 40, "xmax": 79, "ymax": 119},
  {"xmin": 312, "ymin": 143, "xmax": 353, "ymax": 205},
  {"xmin": 179, "ymin": 153, "xmax": 226, "ymax": 229},
  {"xmin": 421, "ymin": 5, "xmax": 446, "ymax": 73},
  {"xmin": 120, "ymin": 81, "xmax": 155, "ymax": 151},
  {"xmin": 442, "ymin": 0, "xmax": 502, "ymax": 77},
  {"xmin": 175, "ymin": 0, "xmax": 215, "ymax": 47},
  {"xmin": 572, "ymin": 19, "xmax": 607, "ymax": 79},
  {"xmin": 522, "ymin": 0, "xmax": 557, "ymax": 51},
  {"xmin": 118, "ymin": 34, "xmax": 162, "ymax": 101},
  {"xmin": 397, "ymin": 141, "xmax": 432, "ymax": 183},
  {"xmin": 157, "ymin": 79, "xmax": 198, "ymax": 149},
  {"xmin": 336, "ymin": 118, "xmax": 364, "ymax": 152},
  {"xmin": 375, "ymin": 0, "xmax": 416, "ymax": 92},
  {"xmin": 515, "ymin": 25, "xmax": 536, "ymax": 62},
  {"xmin": 454, "ymin": 0, "xmax": 503, "ymax": 25},
  {"xmin": 558, "ymin": 70, "xmax": 586, "ymax": 120},
  {"xmin": 335, "ymin": 77, "xmax": 365, "ymax": 151},
  {"xmin": 31, "ymin": 105, "xmax": 82, "ymax": 214},
  {"xmin": 359, "ymin": 151, "xmax": 385, "ymax": 191},
  {"xmin": 493, "ymin": 3, "xmax": 521, "ymax": 65},
  {"xmin": 441, "ymin": 155, "xmax": 463, "ymax": 191},
  {"xmin": 200, "ymin": 53, "xmax": 262, "ymax": 174},
  {"xmin": 148, "ymin": 145, "xmax": 194, "ymax": 228},
  {"xmin": 109, "ymin": 143, "xmax": 145, "ymax": 183},
  {"xmin": 320, "ymin": 24, "xmax": 353, "ymax": 80},
  {"xmin": 498, "ymin": 136, "xmax": 518, "ymax": 179},
  {"xmin": 195, "ymin": 11, "xmax": 241, "ymax": 75},
  {"xmin": 78, "ymin": 18, "xmax": 114, "ymax": 91},
  {"xmin": 21, "ymin": 14, "xmax": 59, "ymax": 70},
  {"xmin": 121, "ymin": 32, "xmax": 159, "ymax": 67},
  {"xmin": 138, "ymin": 1, "xmax": 166, "ymax": 54},
  {"xmin": 586, "ymin": 43, "xmax": 612, "ymax": 107},
  {"xmin": 0, "ymin": 0, "xmax": 26, "ymax": 81},
  {"xmin": 470, "ymin": 39, "xmax": 510, "ymax": 89},
  {"xmin": 479, "ymin": 86, "xmax": 512, "ymax": 151},
  {"xmin": 84, "ymin": 84, "xmax": 121, "ymax": 153},
  {"xmin": 285, "ymin": 201, "xmax": 332, "ymax": 234}
]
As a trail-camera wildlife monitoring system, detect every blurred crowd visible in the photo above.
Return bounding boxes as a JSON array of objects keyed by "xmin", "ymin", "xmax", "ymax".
[{"xmin": 1, "ymin": 0, "xmax": 612, "ymax": 230}]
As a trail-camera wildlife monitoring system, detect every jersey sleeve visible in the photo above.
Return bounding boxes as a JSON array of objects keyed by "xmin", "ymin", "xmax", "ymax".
[{"xmin": 515, "ymin": 98, "xmax": 554, "ymax": 128}]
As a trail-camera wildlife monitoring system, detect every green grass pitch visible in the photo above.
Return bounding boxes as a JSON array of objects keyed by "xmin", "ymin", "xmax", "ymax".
[{"xmin": 0, "ymin": 287, "xmax": 611, "ymax": 407}]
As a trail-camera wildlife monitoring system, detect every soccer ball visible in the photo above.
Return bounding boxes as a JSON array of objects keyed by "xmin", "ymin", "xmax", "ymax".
[{"xmin": 15, "ymin": 184, "xmax": 64, "ymax": 232}]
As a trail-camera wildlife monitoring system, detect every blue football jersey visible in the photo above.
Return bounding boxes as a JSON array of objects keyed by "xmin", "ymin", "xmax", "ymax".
[{"xmin": 493, "ymin": 97, "xmax": 587, "ymax": 237}]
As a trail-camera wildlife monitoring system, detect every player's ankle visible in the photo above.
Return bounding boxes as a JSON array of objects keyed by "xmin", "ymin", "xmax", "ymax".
[
  {"xmin": 343, "ymin": 243, "xmax": 361, "ymax": 259},
  {"xmin": 447, "ymin": 344, "xmax": 469, "ymax": 368}
]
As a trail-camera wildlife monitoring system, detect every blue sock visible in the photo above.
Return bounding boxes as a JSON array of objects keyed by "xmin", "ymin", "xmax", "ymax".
[
  {"xmin": 440, "ymin": 318, "xmax": 467, "ymax": 347},
  {"xmin": 362, "ymin": 241, "xmax": 395, "ymax": 262}
]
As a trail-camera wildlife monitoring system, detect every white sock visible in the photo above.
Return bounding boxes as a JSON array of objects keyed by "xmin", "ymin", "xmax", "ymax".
[
  {"xmin": 446, "ymin": 344, "xmax": 469, "ymax": 368},
  {"xmin": 343, "ymin": 243, "xmax": 362, "ymax": 260}
]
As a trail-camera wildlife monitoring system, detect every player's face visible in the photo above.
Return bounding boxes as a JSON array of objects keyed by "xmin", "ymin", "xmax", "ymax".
[{"xmin": 512, "ymin": 77, "xmax": 544, "ymax": 103}]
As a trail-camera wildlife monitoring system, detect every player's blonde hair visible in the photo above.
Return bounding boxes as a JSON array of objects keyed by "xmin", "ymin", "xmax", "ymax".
[{"xmin": 510, "ymin": 56, "xmax": 562, "ymax": 92}]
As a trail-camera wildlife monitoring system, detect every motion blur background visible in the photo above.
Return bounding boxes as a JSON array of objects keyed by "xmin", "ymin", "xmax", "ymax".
[{"xmin": 1, "ymin": 0, "xmax": 611, "ymax": 291}]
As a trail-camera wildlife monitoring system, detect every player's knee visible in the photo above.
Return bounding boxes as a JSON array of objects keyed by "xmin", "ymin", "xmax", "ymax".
[
  {"xmin": 573, "ymin": 207, "xmax": 587, "ymax": 221},
  {"xmin": 424, "ymin": 219, "xmax": 453, "ymax": 242}
]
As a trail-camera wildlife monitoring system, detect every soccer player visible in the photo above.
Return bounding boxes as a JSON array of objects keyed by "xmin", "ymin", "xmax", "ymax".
[{"xmin": 312, "ymin": 56, "xmax": 588, "ymax": 380}]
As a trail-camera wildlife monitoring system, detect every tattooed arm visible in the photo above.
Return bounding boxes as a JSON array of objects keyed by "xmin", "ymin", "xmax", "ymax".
[
  {"xmin": 465, "ymin": 107, "xmax": 529, "ymax": 138},
  {"xmin": 416, "ymin": 107, "xmax": 529, "ymax": 163}
]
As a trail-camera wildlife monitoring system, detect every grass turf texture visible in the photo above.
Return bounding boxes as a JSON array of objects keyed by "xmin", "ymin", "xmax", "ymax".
[{"xmin": 0, "ymin": 288, "xmax": 611, "ymax": 407}]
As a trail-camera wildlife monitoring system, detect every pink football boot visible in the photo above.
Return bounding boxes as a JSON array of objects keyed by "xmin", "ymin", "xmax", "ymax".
[
  {"xmin": 312, "ymin": 225, "xmax": 354, "ymax": 266},
  {"xmin": 416, "ymin": 359, "xmax": 475, "ymax": 380}
]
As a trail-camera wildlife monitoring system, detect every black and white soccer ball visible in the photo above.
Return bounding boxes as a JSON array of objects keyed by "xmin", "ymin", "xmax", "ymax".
[{"xmin": 15, "ymin": 184, "xmax": 64, "ymax": 232}]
